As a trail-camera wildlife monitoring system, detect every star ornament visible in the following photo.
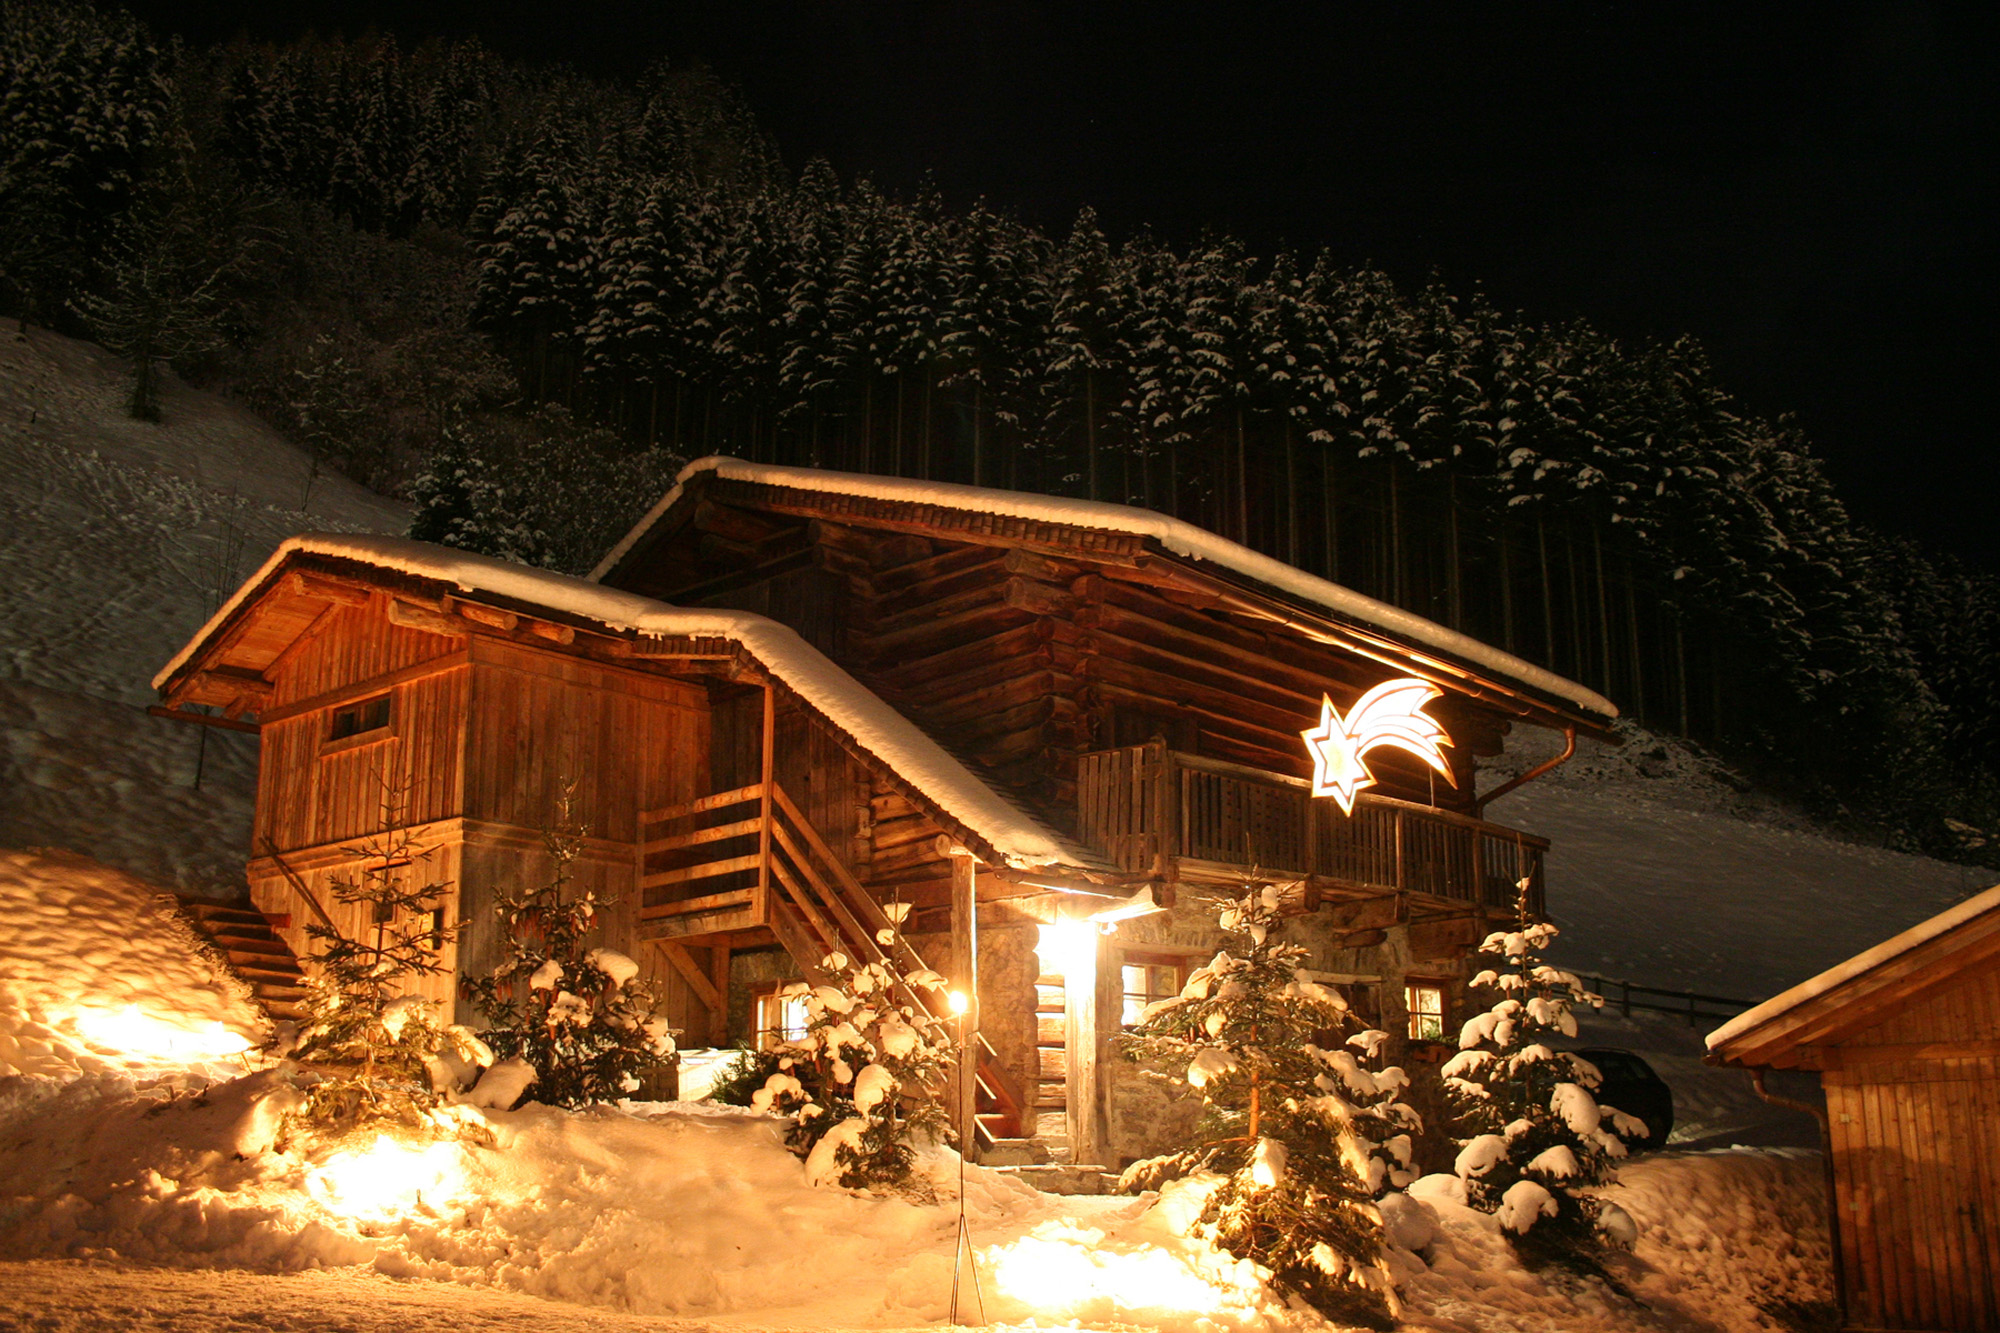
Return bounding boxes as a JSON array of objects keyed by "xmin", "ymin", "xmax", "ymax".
[{"xmin": 1302, "ymin": 678, "xmax": 1458, "ymax": 815}]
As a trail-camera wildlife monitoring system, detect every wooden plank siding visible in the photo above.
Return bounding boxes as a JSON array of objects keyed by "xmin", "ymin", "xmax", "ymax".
[
  {"xmin": 627, "ymin": 491, "xmax": 1519, "ymax": 859},
  {"xmin": 245, "ymin": 591, "xmax": 719, "ymax": 1033},
  {"xmin": 1824, "ymin": 962, "xmax": 2000, "ymax": 1331}
]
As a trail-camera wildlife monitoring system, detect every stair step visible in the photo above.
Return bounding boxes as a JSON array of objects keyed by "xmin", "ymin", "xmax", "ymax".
[
  {"xmin": 979, "ymin": 1137, "xmax": 1050, "ymax": 1167},
  {"xmin": 188, "ymin": 905, "xmax": 269, "ymax": 924},
  {"xmin": 225, "ymin": 947, "xmax": 300, "ymax": 968},
  {"xmin": 176, "ymin": 898, "xmax": 311, "ymax": 1029},
  {"xmin": 992, "ymin": 1164, "xmax": 1123, "ymax": 1196}
]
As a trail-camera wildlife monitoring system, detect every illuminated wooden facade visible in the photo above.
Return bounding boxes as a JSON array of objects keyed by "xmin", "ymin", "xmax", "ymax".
[
  {"xmin": 1708, "ymin": 887, "xmax": 2000, "ymax": 1332},
  {"xmin": 159, "ymin": 460, "xmax": 1615, "ymax": 1169}
]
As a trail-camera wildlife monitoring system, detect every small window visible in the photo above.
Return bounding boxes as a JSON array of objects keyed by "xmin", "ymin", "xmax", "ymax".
[
  {"xmin": 330, "ymin": 693, "xmax": 391, "ymax": 741},
  {"xmin": 1120, "ymin": 955, "xmax": 1187, "ymax": 1027},
  {"xmin": 427, "ymin": 907, "xmax": 448, "ymax": 951},
  {"xmin": 754, "ymin": 987, "xmax": 810, "ymax": 1050},
  {"xmin": 1406, "ymin": 981, "xmax": 1447, "ymax": 1042}
]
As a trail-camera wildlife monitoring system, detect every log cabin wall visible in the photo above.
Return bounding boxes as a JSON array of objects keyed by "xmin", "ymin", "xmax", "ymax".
[
  {"xmin": 606, "ymin": 479, "xmax": 1512, "ymax": 843},
  {"xmin": 244, "ymin": 589, "xmax": 718, "ymax": 1037},
  {"xmin": 457, "ymin": 637, "xmax": 707, "ymax": 1027},
  {"xmin": 1823, "ymin": 960, "xmax": 2000, "ymax": 1332},
  {"xmin": 252, "ymin": 597, "xmax": 469, "ymax": 854}
]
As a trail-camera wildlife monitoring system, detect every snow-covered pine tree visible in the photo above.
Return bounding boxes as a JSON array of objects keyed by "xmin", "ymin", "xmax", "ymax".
[
  {"xmin": 461, "ymin": 782, "xmax": 676, "ymax": 1108},
  {"xmin": 747, "ymin": 946, "xmax": 955, "ymax": 1195},
  {"xmin": 294, "ymin": 791, "xmax": 466, "ymax": 1129},
  {"xmin": 405, "ymin": 418, "xmax": 547, "ymax": 564},
  {"xmin": 1443, "ymin": 883, "xmax": 1645, "ymax": 1266},
  {"xmin": 1116, "ymin": 886, "xmax": 1412, "ymax": 1329}
]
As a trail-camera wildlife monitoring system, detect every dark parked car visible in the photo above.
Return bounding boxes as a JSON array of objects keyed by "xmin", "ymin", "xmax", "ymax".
[{"xmin": 1573, "ymin": 1047, "xmax": 1674, "ymax": 1151}]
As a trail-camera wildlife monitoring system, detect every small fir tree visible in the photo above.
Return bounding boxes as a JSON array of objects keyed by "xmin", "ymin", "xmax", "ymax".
[
  {"xmin": 1116, "ymin": 886, "xmax": 1413, "ymax": 1329},
  {"xmin": 460, "ymin": 784, "xmax": 677, "ymax": 1107},
  {"xmin": 294, "ymin": 799, "xmax": 465, "ymax": 1129},
  {"xmin": 748, "ymin": 944, "xmax": 956, "ymax": 1195},
  {"xmin": 1444, "ymin": 884, "xmax": 1645, "ymax": 1267},
  {"xmin": 405, "ymin": 418, "xmax": 548, "ymax": 566}
]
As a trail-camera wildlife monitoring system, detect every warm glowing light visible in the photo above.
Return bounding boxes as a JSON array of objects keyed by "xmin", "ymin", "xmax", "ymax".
[
  {"xmin": 307, "ymin": 1135, "xmax": 463, "ymax": 1219},
  {"xmin": 947, "ymin": 990, "xmax": 970, "ymax": 1016},
  {"xmin": 1035, "ymin": 918, "xmax": 1098, "ymax": 980},
  {"xmin": 1302, "ymin": 678, "xmax": 1457, "ymax": 814},
  {"xmin": 985, "ymin": 1220, "xmax": 1251, "ymax": 1322},
  {"xmin": 68, "ymin": 1004, "xmax": 255, "ymax": 1065}
]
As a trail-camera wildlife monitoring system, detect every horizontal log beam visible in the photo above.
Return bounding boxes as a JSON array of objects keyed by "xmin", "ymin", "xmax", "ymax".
[
  {"xmin": 147, "ymin": 705, "xmax": 261, "ymax": 734},
  {"xmin": 256, "ymin": 650, "xmax": 472, "ymax": 726}
]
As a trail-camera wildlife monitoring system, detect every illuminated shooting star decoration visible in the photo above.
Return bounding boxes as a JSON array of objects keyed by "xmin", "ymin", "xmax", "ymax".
[{"xmin": 1302, "ymin": 677, "xmax": 1457, "ymax": 815}]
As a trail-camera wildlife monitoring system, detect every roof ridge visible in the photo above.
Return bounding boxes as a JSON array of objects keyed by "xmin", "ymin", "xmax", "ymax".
[{"xmin": 591, "ymin": 456, "xmax": 1618, "ymax": 723}]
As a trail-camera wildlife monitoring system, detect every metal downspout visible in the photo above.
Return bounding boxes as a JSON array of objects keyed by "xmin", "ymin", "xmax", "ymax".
[{"xmin": 1473, "ymin": 724, "xmax": 1577, "ymax": 815}]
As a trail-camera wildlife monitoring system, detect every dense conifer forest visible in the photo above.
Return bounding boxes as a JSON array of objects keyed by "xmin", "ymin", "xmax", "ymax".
[{"xmin": 5, "ymin": 3, "xmax": 1996, "ymax": 860}]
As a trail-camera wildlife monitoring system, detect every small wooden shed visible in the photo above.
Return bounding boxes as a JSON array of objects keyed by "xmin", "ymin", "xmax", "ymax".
[{"xmin": 1707, "ymin": 884, "xmax": 2000, "ymax": 1332}]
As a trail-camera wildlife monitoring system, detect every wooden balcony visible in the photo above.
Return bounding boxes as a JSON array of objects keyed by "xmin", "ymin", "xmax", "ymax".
[{"xmin": 1076, "ymin": 742, "xmax": 1547, "ymax": 914}]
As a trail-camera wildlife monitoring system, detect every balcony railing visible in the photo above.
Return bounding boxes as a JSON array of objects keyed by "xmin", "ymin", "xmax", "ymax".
[{"xmin": 1076, "ymin": 742, "xmax": 1547, "ymax": 913}]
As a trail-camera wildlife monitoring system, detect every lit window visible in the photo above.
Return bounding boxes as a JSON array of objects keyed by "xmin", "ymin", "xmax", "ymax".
[
  {"xmin": 1406, "ymin": 982, "xmax": 1446, "ymax": 1041},
  {"xmin": 1120, "ymin": 956, "xmax": 1186, "ymax": 1027},
  {"xmin": 330, "ymin": 694, "xmax": 391, "ymax": 740},
  {"xmin": 754, "ymin": 987, "xmax": 811, "ymax": 1050}
]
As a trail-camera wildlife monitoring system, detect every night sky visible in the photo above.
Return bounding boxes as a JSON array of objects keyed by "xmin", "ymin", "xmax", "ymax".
[{"xmin": 137, "ymin": 1, "xmax": 1996, "ymax": 570}]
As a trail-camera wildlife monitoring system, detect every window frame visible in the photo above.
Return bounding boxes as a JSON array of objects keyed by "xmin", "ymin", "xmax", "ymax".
[
  {"xmin": 1119, "ymin": 950, "xmax": 1192, "ymax": 1028},
  {"xmin": 322, "ymin": 692, "xmax": 394, "ymax": 754},
  {"xmin": 753, "ymin": 984, "xmax": 811, "ymax": 1051},
  {"xmin": 1404, "ymin": 978, "xmax": 1449, "ymax": 1043}
]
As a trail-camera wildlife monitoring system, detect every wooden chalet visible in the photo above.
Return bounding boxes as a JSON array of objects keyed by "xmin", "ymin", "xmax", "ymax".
[
  {"xmin": 1708, "ymin": 885, "xmax": 2000, "ymax": 1333},
  {"xmin": 156, "ymin": 457, "xmax": 1616, "ymax": 1170}
]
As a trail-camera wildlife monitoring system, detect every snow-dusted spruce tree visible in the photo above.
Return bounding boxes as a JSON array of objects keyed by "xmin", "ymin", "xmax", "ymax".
[
  {"xmin": 461, "ymin": 784, "xmax": 676, "ymax": 1107},
  {"xmin": 1444, "ymin": 884, "xmax": 1645, "ymax": 1266},
  {"xmin": 749, "ymin": 948, "xmax": 956, "ymax": 1195},
  {"xmin": 295, "ymin": 815, "xmax": 467, "ymax": 1129},
  {"xmin": 1116, "ymin": 886, "xmax": 1417, "ymax": 1329}
]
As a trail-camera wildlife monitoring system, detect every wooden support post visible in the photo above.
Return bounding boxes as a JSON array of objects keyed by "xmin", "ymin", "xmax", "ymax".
[
  {"xmin": 755, "ymin": 685, "xmax": 775, "ymax": 925},
  {"xmin": 1065, "ymin": 919, "xmax": 1102, "ymax": 1167},
  {"xmin": 711, "ymin": 945, "xmax": 732, "ymax": 1046},
  {"xmin": 950, "ymin": 849, "xmax": 979, "ymax": 1161}
]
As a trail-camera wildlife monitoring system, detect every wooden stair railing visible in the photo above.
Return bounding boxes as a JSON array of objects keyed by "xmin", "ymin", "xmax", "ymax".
[{"xmin": 636, "ymin": 780, "xmax": 1026, "ymax": 1146}]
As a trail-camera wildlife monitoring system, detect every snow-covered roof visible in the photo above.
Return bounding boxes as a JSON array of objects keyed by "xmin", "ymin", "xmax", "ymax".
[
  {"xmin": 154, "ymin": 535, "xmax": 1103, "ymax": 873},
  {"xmin": 1705, "ymin": 882, "xmax": 2000, "ymax": 1054},
  {"xmin": 593, "ymin": 457, "xmax": 1617, "ymax": 723}
]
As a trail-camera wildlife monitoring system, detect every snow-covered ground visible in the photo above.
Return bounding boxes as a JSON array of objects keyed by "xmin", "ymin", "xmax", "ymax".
[
  {"xmin": 0, "ymin": 847, "xmax": 267, "ymax": 1080},
  {"xmin": 0, "ymin": 1058, "xmax": 1831, "ymax": 1333}
]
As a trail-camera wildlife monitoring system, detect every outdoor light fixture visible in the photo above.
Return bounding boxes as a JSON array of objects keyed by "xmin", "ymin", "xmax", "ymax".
[
  {"xmin": 1302, "ymin": 677, "xmax": 1457, "ymax": 814},
  {"xmin": 948, "ymin": 989, "xmax": 970, "ymax": 1015},
  {"xmin": 1087, "ymin": 887, "xmax": 1164, "ymax": 926}
]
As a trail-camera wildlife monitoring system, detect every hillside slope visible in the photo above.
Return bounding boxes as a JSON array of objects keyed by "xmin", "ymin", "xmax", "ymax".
[{"xmin": 0, "ymin": 327, "xmax": 406, "ymax": 893}]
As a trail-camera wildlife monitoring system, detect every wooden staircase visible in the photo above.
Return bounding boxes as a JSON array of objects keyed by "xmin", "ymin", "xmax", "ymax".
[
  {"xmin": 637, "ymin": 780, "xmax": 1027, "ymax": 1150},
  {"xmin": 176, "ymin": 897, "xmax": 309, "ymax": 1022}
]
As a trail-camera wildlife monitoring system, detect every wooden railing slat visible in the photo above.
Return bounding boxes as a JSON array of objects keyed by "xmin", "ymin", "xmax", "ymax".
[
  {"xmin": 640, "ymin": 817, "xmax": 762, "ymax": 854},
  {"xmin": 639, "ymin": 783, "xmax": 765, "ymax": 825},
  {"xmin": 637, "ymin": 888, "xmax": 753, "ymax": 918},
  {"xmin": 638, "ymin": 853, "xmax": 761, "ymax": 887}
]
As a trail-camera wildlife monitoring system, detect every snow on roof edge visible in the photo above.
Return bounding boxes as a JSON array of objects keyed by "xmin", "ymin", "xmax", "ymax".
[
  {"xmin": 154, "ymin": 534, "xmax": 1089, "ymax": 871},
  {"xmin": 1705, "ymin": 882, "xmax": 2000, "ymax": 1053},
  {"xmin": 591, "ymin": 457, "xmax": 1617, "ymax": 722}
]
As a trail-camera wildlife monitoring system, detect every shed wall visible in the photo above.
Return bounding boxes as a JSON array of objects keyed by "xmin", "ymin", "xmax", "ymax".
[{"xmin": 1826, "ymin": 963, "xmax": 2000, "ymax": 1331}]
